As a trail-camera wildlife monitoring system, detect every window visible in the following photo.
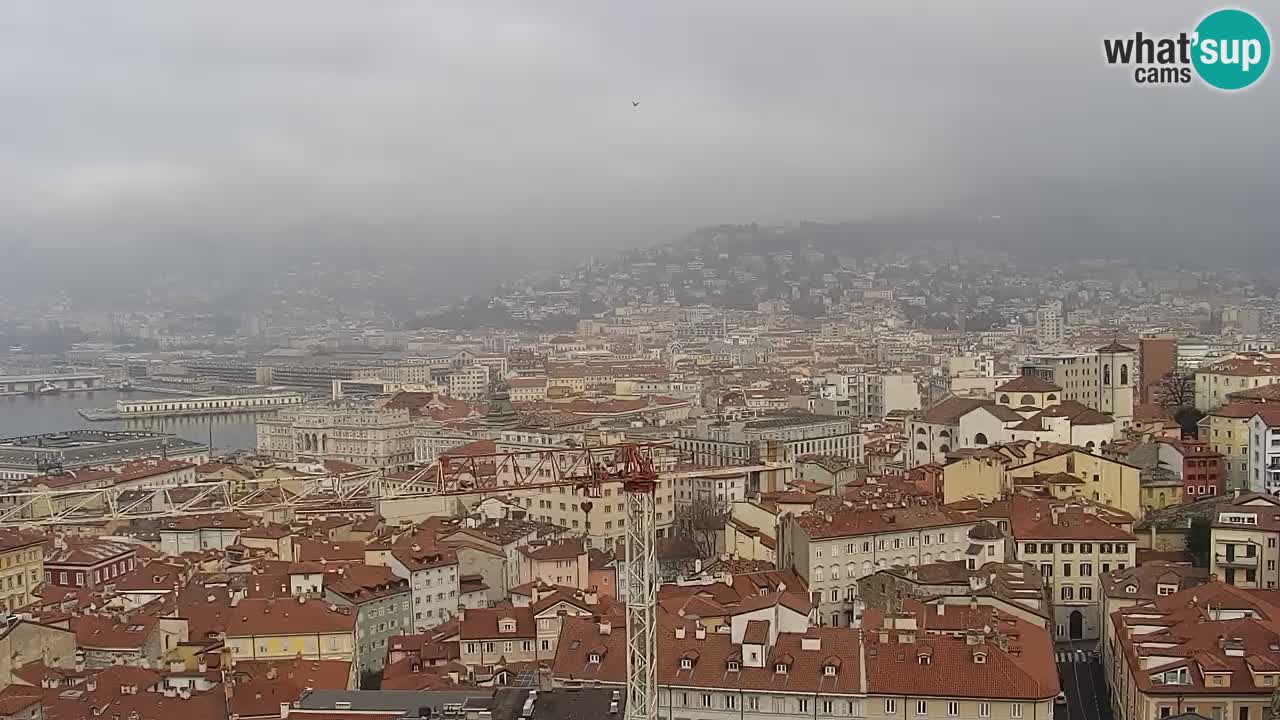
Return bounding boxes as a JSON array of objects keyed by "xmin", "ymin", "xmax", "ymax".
[
  {"xmin": 1062, "ymin": 543, "xmax": 1074, "ymax": 554},
  {"xmin": 829, "ymin": 589, "xmax": 839, "ymax": 602},
  {"xmin": 701, "ymin": 694, "xmax": 712, "ymax": 708},
  {"xmin": 948, "ymin": 702, "xmax": 960, "ymax": 717},
  {"xmin": 798, "ymin": 699, "xmax": 810, "ymax": 713},
  {"xmin": 979, "ymin": 703, "xmax": 991, "ymax": 718},
  {"xmin": 1040, "ymin": 563, "xmax": 1052, "ymax": 577},
  {"xmin": 727, "ymin": 661, "xmax": 739, "ymax": 671},
  {"xmin": 1040, "ymin": 543, "xmax": 1052, "ymax": 553},
  {"xmin": 1062, "ymin": 563, "xmax": 1072, "ymax": 577},
  {"xmin": 747, "ymin": 696, "xmax": 760, "ymax": 711},
  {"xmin": 1100, "ymin": 543, "xmax": 1112, "ymax": 553},
  {"xmin": 726, "ymin": 695, "xmax": 738, "ymax": 710},
  {"xmin": 1116, "ymin": 543, "xmax": 1128, "ymax": 553},
  {"xmin": 1061, "ymin": 586, "xmax": 1074, "ymax": 600},
  {"xmin": 1080, "ymin": 586, "xmax": 1093, "ymax": 601},
  {"xmin": 917, "ymin": 701, "xmax": 928, "ymax": 716},
  {"xmin": 822, "ymin": 700, "xmax": 834, "ymax": 714},
  {"xmin": 1080, "ymin": 563, "xmax": 1093, "ymax": 577},
  {"xmin": 886, "ymin": 700, "xmax": 898, "ymax": 715},
  {"xmin": 1011, "ymin": 703, "xmax": 1024, "ymax": 719},
  {"xmin": 775, "ymin": 663, "xmax": 788, "ymax": 674},
  {"xmin": 1080, "ymin": 543, "xmax": 1092, "ymax": 553},
  {"xmin": 680, "ymin": 658, "xmax": 693, "ymax": 670},
  {"xmin": 824, "ymin": 664, "xmax": 837, "ymax": 676}
]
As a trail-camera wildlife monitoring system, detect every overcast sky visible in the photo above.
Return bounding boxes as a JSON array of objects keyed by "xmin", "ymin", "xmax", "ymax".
[{"xmin": 1, "ymin": 1, "xmax": 1277, "ymax": 255}]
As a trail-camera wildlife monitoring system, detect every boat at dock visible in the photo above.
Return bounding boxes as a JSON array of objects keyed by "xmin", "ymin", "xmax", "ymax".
[{"xmin": 77, "ymin": 407, "xmax": 122, "ymax": 421}]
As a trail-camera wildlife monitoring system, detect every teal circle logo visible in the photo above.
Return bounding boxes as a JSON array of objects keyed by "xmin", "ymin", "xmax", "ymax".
[{"xmin": 1192, "ymin": 9, "xmax": 1271, "ymax": 90}]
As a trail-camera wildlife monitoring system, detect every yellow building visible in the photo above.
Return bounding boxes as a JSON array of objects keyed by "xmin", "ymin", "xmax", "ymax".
[
  {"xmin": 0, "ymin": 530, "xmax": 44, "ymax": 611},
  {"xmin": 1007, "ymin": 447, "xmax": 1143, "ymax": 520},
  {"xmin": 1199, "ymin": 402, "xmax": 1263, "ymax": 491},
  {"xmin": 224, "ymin": 597, "xmax": 355, "ymax": 662},
  {"xmin": 940, "ymin": 452, "xmax": 1012, "ymax": 505}
]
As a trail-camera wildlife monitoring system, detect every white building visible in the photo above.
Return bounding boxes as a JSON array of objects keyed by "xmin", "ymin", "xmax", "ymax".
[
  {"xmin": 256, "ymin": 401, "xmax": 415, "ymax": 470},
  {"xmin": 1035, "ymin": 301, "xmax": 1063, "ymax": 347},
  {"xmin": 447, "ymin": 364, "xmax": 491, "ymax": 400},
  {"xmin": 677, "ymin": 414, "xmax": 862, "ymax": 467},
  {"xmin": 778, "ymin": 504, "xmax": 979, "ymax": 626},
  {"xmin": 820, "ymin": 370, "xmax": 920, "ymax": 421},
  {"xmin": 387, "ymin": 542, "xmax": 460, "ymax": 631},
  {"xmin": 1247, "ymin": 408, "xmax": 1280, "ymax": 493}
]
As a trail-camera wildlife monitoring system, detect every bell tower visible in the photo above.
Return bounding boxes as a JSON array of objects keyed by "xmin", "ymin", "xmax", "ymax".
[{"xmin": 1096, "ymin": 340, "xmax": 1136, "ymax": 427}]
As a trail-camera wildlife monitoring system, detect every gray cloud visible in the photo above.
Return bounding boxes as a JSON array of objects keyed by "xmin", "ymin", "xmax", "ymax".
[{"xmin": 2, "ymin": 0, "xmax": 1278, "ymax": 257}]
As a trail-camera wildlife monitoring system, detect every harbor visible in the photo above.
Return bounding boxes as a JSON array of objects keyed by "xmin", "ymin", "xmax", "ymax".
[{"xmin": 0, "ymin": 389, "xmax": 259, "ymax": 452}]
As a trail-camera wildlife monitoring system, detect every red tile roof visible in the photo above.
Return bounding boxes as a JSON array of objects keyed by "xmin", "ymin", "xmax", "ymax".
[
  {"xmin": 458, "ymin": 606, "xmax": 536, "ymax": 640},
  {"xmin": 995, "ymin": 376, "xmax": 1062, "ymax": 393},
  {"xmin": 224, "ymin": 597, "xmax": 355, "ymax": 638}
]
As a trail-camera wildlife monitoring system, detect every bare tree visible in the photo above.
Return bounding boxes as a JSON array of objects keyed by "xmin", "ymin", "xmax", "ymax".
[
  {"xmin": 1154, "ymin": 371, "xmax": 1195, "ymax": 410},
  {"xmin": 674, "ymin": 494, "xmax": 730, "ymax": 559}
]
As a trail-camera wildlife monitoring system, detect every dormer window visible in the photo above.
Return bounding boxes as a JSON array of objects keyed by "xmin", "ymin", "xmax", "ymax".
[
  {"xmin": 776, "ymin": 663, "xmax": 789, "ymax": 674},
  {"xmin": 919, "ymin": 655, "xmax": 931, "ymax": 665},
  {"xmin": 973, "ymin": 651, "xmax": 987, "ymax": 664},
  {"xmin": 823, "ymin": 665, "xmax": 837, "ymax": 676},
  {"xmin": 589, "ymin": 653, "xmax": 601, "ymax": 664},
  {"xmin": 499, "ymin": 619, "xmax": 517, "ymax": 633},
  {"xmin": 680, "ymin": 658, "xmax": 693, "ymax": 670}
]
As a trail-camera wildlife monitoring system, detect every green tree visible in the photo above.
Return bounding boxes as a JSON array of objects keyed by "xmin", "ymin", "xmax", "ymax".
[
  {"xmin": 1174, "ymin": 407, "xmax": 1206, "ymax": 439},
  {"xmin": 1187, "ymin": 515, "xmax": 1212, "ymax": 568}
]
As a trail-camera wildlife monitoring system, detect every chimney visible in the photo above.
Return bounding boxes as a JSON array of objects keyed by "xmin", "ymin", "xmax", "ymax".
[
  {"xmin": 695, "ymin": 624, "xmax": 706, "ymax": 640},
  {"xmin": 598, "ymin": 620, "xmax": 612, "ymax": 635},
  {"xmin": 675, "ymin": 626, "xmax": 686, "ymax": 639},
  {"xmin": 280, "ymin": 702, "xmax": 291, "ymax": 719},
  {"xmin": 936, "ymin": 604, "xmax": 945, "ymax": 616}
]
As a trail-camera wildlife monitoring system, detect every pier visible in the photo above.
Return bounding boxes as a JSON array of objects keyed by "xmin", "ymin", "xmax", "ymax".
[{"xmin": 77, "ymin": 392, "xmax": 305, "ymax": 421}]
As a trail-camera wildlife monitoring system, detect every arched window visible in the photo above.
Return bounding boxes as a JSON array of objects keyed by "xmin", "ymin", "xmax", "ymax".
[
  {"xmin": 1020, "ymin": 394, "xmax": 1036, "ymax": 406},
  {"xmin": 1103, "ymin": 364, "xmax": 1112, "ymax": 385},
  {"xmin": 916, "ymin": 427, "xmax": 927, "ymax": 435},
  {"xmin": 939, "ymin": 429, "xmax": 951, "ymax": 438},
  {"xmin": 916, "ymin": 441, "xmax": 927, "ymax": 451},
  {"xmin": 1120, "ymin": 364, "xmax": 1129, "ymax": 385},
  {"xmin": 974, "ymin": 432, "xmax": 989, "ymax": 446},
  {"xmin": 939, "ymin": 444, "xmax": 951, "ymax": 454},
  {"xmin": 999, "ymin": 394, "xmax": 1011, "ymax": 404},
  {"xmin": 1046, "ymin": 394, "xmax": 1057, "ymax": 401},
  {"xmin": 1086, "ymin": 441, "xmax": 1096, "ymax": 450},
  {"xmin": 922, "ymin": 553, "xmax": 933, "ymax": 564}
]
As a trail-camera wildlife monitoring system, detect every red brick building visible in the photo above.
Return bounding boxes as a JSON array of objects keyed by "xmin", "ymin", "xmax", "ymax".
[{"xmin": 1177, "ymin": 440, "xmax": 1224, "ymax": 500}]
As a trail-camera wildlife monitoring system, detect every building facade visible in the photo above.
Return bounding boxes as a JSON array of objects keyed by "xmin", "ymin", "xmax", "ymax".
[
  {"xmin": 256, "ymin": 402, "xmax": 415, "ymax": 470},
  {"xmin": 778, "ymin": 505, "xmax": 978, "ymax": 626},
  {"xmin": 0, "ymin": 530, "xmax": 44, "ymax": 611}
]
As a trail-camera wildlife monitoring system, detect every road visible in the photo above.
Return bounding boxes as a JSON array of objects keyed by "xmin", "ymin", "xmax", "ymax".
[{"xmin": 1056, "ymin": 642, "xmax": 1113, "ymax": 720}]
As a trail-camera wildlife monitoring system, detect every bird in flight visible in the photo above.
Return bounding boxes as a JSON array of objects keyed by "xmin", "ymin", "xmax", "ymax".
[{"xmin": 632, "ymin": 100, "xmax": 640, "ymax": 107}]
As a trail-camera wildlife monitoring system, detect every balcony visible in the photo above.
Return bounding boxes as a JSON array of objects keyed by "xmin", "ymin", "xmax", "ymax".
[{"xmin": 1216, "ymin": 552, "xmax": 1259, "ymax": 568}]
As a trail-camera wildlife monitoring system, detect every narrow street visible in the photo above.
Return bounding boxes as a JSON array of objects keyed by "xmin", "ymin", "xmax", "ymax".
[{"xmin": 1056, "ymin": 642, "xmax": 1114, "ymax": 720}]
